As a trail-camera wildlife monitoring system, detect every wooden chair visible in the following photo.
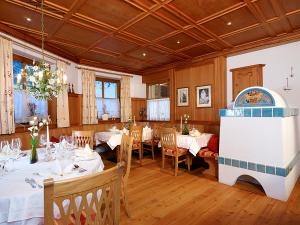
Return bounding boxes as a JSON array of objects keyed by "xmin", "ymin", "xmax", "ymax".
[
  {"xmin": 72, "ymin": 130, "xmax": 94, "ymax": 148},
  {"xmin": 129, "ymin": 126, "xmax": 143, "ymax": 165},
  {"xmin": 119, "ymin": 134, "xmax": 133, "ymax": 217},
  {"xmin": 160, "ymin": 128, "xmax": 190, "ymax": 176},
  {"xmin": 143, "ymin": 126, "xmax": 160, "ymax": 160},
  {"xmin": 44, "ymin": 164, "xmax": 123, "ymax": 225}
]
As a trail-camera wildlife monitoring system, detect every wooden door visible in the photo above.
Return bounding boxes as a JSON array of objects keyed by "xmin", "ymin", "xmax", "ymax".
[{"xmin": 231, "ymin": 64, "xmax": 265, "ymax": 100}]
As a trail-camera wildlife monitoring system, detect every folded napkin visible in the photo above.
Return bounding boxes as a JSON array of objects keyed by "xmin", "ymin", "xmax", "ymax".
[
  {"xmin": 53, "ymin": 159, "xmax": 74, "ymax": 175},
  {"xmin": 190, "ymin": 129, "xmax": 201, "ymax": 137},
  {"xmin": 84, "ymin": 144, "xmax": 93, "ymax": 154}
]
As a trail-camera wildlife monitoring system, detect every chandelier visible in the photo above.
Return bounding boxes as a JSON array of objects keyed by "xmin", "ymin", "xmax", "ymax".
[{"xmin": 16, "ymin": 0, "xmax": 67, "ymax": 100}]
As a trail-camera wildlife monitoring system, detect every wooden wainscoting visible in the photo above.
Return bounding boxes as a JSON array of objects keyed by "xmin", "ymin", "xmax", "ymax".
[{"xmin": 131, "ymin": 98, "xmax": 146, "ymax": 121}]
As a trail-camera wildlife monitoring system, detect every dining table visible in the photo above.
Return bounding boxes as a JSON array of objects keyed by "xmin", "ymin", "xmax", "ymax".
[
  {"xmin": 95, "ymin": 127, "xmax": 153, "ymax": 150},
  {"xmin": 159, "ymin": 132, "xmax": 213, "ymax": 156},
  {"xmin": 0, "ymin": 148, "xmax": 104, "ymax": 225}
]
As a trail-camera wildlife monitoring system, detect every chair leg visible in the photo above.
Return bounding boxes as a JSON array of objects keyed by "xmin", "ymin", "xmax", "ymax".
[
  {"xmin": 139, "ymin": 147, "xmax": 142, "ymax": 165},
  {"xmin": 151, "ymin": 145, "xmax": 155, "ymax": 160},
  {"xmin": 123, "ymin": 186, "xmax": 131, "ymax": 218},
  {"xmin": 187, "ymin": 154, "xmax": 191, "ymax": 173},
  {"xmin": 162, "ymin": 151, "xmax": 165, "ymax": 169},
  {"xmin": 175, "ymin": 156, "xmax": 179, "ymax": 176}
]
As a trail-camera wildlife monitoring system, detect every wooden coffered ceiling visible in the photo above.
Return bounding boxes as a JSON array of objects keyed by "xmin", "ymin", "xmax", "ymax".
[{"xmin": 1, "ymin": 0, "xmax": 300, "ymax": 74}]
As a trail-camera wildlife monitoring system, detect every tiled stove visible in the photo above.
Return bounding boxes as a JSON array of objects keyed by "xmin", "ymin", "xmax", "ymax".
[{"xmin": 219, "ymin": 87, "xmax": 299, "ymax": 201}]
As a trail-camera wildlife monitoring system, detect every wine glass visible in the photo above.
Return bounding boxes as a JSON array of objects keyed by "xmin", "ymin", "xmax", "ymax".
[{"xmin": 0, "ymin": 141, "xmax": 10, "ymax": 155}]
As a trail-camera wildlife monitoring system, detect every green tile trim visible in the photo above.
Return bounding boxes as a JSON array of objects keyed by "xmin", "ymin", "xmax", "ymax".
[
  {"xmin": 219, "ymin": 108, "xmax": 298, "ymax": 118},
  {"xmin": 218, "ymin": 153, "xmax": 299, "ymax": 178}
]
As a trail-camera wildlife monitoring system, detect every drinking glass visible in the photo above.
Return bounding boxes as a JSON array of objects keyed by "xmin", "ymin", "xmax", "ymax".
[
  {"xmin": 11, "ymin": 138, "xmax": 22, "ymax": 155},
  {"xmin": 39, "ymin": 134, "xmax": 47, "ymax": 147}
]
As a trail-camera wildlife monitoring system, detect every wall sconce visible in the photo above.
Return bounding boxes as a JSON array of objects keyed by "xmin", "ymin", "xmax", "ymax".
[{"xmin": 283, "ymin": 66, "xmax": 295, "ymax": 91}]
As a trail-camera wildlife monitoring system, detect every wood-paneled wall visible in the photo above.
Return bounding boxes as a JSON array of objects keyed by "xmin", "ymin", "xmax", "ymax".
[
  {"xmin": 131, "ymin": 98, "xmax": 146, "ymax": 121},
  {"xmin": 175, "ymin": 56, "xmax": 227, "ymax": 122},
  {"xmin": 142, "ymin": 56, "xmax": 226, "ymax": 133}
]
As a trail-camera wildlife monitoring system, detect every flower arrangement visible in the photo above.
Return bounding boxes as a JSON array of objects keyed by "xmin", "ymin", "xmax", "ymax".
[
  {"xmin": 139, "ymin": 107, "xmax": 146, "ymax": 120},
  {"xmin": 24, "ymin": 62, "xmax": 66, "ymax": 100},
  {"xmin": 28, "ymin": 116, "xmax": 47, "ymax": 163},
  {"xmin": 182, "ymin": 114, "xmax": 190, "ymax": 135}
]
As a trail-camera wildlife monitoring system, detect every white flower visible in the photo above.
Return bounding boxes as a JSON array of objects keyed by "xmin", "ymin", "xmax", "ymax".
[
  {"xmin": 49, "ymin": 79, "xmax": 55, "ymax": 85},
  {"xmin": 33, "ymin": 116, "xmax": 38, "ymax": 121},
  {"xmin": 33, "ymin": 133, "xmax": 38, "ymax": 137},
  {"xmin": 42, "ymin": 119, "xmax": 47, "ymax": 123},
  {"xmin": 28, "ymin": 127, "xmax": 33, "ymax": 131},
  {"xmin": 33, "ymin": 66, "xmax": 38, "ymax": 71},
  {"xmin": 39, "ymin": 122, "xmax": 43, "ymax": 127},
  {"xmin": 29, "ymin": 76, "xmax": 36, "ymax": 83},
  {"xmin": 29, "ymin": 120, "xmax": 34, "ymax": 125}
]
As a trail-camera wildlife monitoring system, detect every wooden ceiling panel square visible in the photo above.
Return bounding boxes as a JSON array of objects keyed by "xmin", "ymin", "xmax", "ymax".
[
  {"xmin": 45, "ymin": 0, "xmax": 75, "ymax": 10},
  {"xmin": 80, "ymin": 50, "xmax": 119, "ymax": 63},
  {"xmin": 223, "ymin": 26, "xmax": 269, "ymax": 46},
  {"xmin": 287, "ymin": 13, "xmax": 300, "ymax": 29},
  {"xmin": 202, "ymin": 7, "xmax": 258, "ymax": 36},
  {"xmin": 158, "ymin": 32, "xmax": 199, "ymax": 50},
  {"xmin": 149, "ymin": 54, "xmax": 181, "ymax": 65},
  {"xmin": 269, "ymin": 21, "xmax": 288, "ymax": 35},
  {"xmin": 254, "ymin": 0, "xmax": 277, "ymax": 20},
  {"xmin": 279, "ymin": 0, "xmax": 300, "ymax": 13},
  {"xmin": 54, "ymin": 22, "xmax": 106, "ymax": 47},
  {"xmin": 77, "ymin": 0, "xmax": 143, "ymax": 28},
  {"xmin": 181, "ymin": 44, "xmax": 215, "ymax": 57},
  {"xmin": 171, "ymin": 0, "xmax": 243, "ymax": 21},
  {"xmin": 0, "ymin": 1, "xmax": 60, "ymax": 34},
  {"xmin": 126, "ymin": 46, "xmax": 165, "ymax": 60},
  {"xmin": 96, "ymin": 36, "xmax": 140, "ymax": 54},
  {"xmin": 124, "ymin": 15, "xmax": 175, "ymax": 40}
]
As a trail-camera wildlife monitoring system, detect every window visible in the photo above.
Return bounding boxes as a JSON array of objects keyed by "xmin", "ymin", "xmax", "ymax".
[
  {"xmin": 147, "ymin": 82, "xmax": 170, "ymax": 121},
  {"xmin": 13, "ymin": 55, "xmax": 48, "ymax": 124},
  {"xmin": 95, "ymin": 78, "xmax": 120, "ymax": 119}
]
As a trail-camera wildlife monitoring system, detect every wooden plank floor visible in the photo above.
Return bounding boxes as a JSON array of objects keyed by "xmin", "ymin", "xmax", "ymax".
[{"xmin": 103, "ymin": 158, "xmax": 300, "ymax": 225}]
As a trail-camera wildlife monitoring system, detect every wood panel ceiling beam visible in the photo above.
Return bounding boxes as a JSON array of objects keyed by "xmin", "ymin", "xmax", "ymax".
[
  {"xmin": 269, "ymin": 0, "xmax": 293, "ymax": 33},
  {"xmin": 46, "ymin": 0, "xmax": 88, "ymax": 41},
  {"xmin": 243, "ymin": 0, "xmax": 276, "ymax": 36}
]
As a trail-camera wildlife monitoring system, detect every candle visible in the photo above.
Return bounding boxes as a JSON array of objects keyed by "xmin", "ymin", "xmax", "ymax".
[
  {"xmin": 46, "ymin": 122, "xmax": 50, "ymax": 147},
  {"xmin": 63, "ymin": 74, "xmax": 67, "ymax": 84},
  {"xmin": 180, "ymin": 116, "xmax": 183, "ymax": 132},
  {"xmin": 17, "ymin": 73, "xmax": 21, "ymax": 86},
  {"xmin": 38, "ymin": 71, "xmax": 43, "ymax": 80}
]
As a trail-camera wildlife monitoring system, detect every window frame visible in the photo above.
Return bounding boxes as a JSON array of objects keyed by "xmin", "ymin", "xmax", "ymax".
[
  {"xmin": 13, "ymin": 54, "xmax": 33, "ymax": 90},
  {"xmin": 95, "ymin": 77, "xmax": 121, "ymax": 120},
  {"xmin": 147, "ymin": 81, "xmax": 169, "ymax": 100},
  {"xmin": 95, "ymin": 77, "xmax": 120, "ymax": 99}
]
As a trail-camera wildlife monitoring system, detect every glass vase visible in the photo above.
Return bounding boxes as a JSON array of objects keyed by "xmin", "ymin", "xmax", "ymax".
[
  {"xmin": 182, "ymin": 123, "xmax": 189, "ymax": 135},
  {"xmin": 30, "ymin": 137, "xmax": 38, "ymax": 164}
]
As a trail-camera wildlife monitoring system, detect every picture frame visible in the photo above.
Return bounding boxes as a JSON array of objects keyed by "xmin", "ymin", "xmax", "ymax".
[
  {"xmin": 177, "ymin": 87, "xmax": 189, "ymax": 106},
  {"xmin": 196, "ymin": 85, "xmax": 212, "ymax": 107}
]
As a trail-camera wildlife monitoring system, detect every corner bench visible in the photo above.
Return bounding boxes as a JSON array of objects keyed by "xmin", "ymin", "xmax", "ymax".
[{"xmin": 197, "ymin": 148, "xmax": 218, "ymax": 178}]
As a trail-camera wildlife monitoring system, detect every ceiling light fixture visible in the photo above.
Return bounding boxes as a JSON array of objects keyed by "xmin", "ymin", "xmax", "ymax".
[
  {"xmin": 176, "ymin": 40, "xmax": 181, "ymax": 44},
  {"xmin": 142, "ymin": 52, "xmax": 146, "ymax": 57},
  {"xmin": 227, "ymin": 21, "xmax": 232, "ymax": 26},
  {"xmin": 17, "ymin": 0, "xmax": 67, "ymax": 100}
]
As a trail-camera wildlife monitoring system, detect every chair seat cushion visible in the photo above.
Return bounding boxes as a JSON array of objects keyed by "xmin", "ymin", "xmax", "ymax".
[
  {"xmin": 132, "ymin": 142, "xmax": 141, "ymax": 149},
  {"xmin": 197, "ymin": 148, "xmax": 218, "ymax": 159},
  {"xmin": 207, "ymin": 134, "xmax": 219, "ymax": 153},
  {"xmin": 144, "ymin": 139, "xmax": 160, "ymax": 145},
  {"xmin": 163, "ymin": 147, "xmax": 188, "ymax": 155}
]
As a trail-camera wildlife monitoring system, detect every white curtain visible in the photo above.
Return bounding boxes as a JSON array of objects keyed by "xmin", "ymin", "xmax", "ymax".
[
  {"xmin": 14, "ymin": 90, "xmax": 48, "ymax": 123},
  {"xmin": 120, "ymin": 76, "xmax": 131, "ymax": 122},
  {"xmin": 0, "ymin": 37, "xmax": 15, "ymax": 134},
  {"xmin": 147, "ymin": 98, "xmax": 170, "ymax": 121},
  {"xmin": 96, "ymin": 98, "xmax": 120, "ymax": 119},
  {"xmin": 56, "ymin": 60, "xmax": 70, "ymax": 127},
  {"xmin": 82, "ymin": 69, "xmax": 98, "ymax": 124}
]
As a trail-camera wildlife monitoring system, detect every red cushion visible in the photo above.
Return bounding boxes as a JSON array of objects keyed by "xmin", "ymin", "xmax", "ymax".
[
  {"xmin": 207, "ymin": 135, "xmax": 219, "ymax": 153},
  {"xmin": 163, "ymin": 147, "xmax": 188, "ymax": 155},
  {"xmin": 50, "ymin": 136, "xmax": 59, "ymax": 143},
  {"xmin": 197, "ymin": 148, "xmax": 218, "ymax": 159}
]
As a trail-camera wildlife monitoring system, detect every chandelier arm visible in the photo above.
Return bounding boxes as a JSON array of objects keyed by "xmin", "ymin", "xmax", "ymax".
[{"xmin": 41, "ymin": 0, "xmax": 45, "ymax": 64}]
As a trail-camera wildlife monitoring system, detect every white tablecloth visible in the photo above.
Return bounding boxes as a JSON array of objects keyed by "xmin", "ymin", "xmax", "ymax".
[
  {"xmin": 0, "ymin": 150, "xmax": 104, "ymax": 225},
  {"xmin": 95, "ymin": 128, "xmax": 153, "ymax": 150},
  {"xmin": 159, "ymin": 133, "xmax": 213, "ymax": 156}
]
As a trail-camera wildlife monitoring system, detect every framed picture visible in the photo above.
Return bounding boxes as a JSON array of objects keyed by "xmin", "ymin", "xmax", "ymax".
[
  {"xmin": 196, "ymin": 85, "xmax": 212, "ymax": 107},
  {"xmin": 177, "ymin": 87, "xmax": 189, "ymax": 106}
]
